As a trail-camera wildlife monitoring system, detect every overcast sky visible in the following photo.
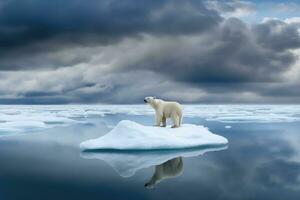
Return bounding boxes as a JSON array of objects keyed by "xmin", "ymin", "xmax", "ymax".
[{"xmin": 0, "ymin": 0, "xmax": 300, "ymax": 104}]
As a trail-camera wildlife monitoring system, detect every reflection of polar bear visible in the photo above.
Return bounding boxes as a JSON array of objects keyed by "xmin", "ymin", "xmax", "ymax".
[
  {"xmin": 144, "ymin": 96, "xmax": 182, "ymax": 128},
  {"xmin": 145, "ymin": 157, "xmax": 183, "ymax": 188}
]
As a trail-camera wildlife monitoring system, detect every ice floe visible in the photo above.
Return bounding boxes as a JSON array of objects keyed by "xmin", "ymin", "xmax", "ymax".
[
  {"xmin": 81, "ymin": 145, "xmax": 227, "ymax": 177},
  {"xmin": 80, "ymin": 120, "xmax": 228, "ymax": 151},
  {"xmin": 1, "ymin": 104, "xmax": 300, "ymax": 134},
  {"xmin": 0, "ymin": 105, "xmax": 81, "ymax": 133}
]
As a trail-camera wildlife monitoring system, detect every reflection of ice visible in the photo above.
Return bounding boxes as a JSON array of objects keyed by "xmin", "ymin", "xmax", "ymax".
[
  {"xmin": 81, "ymin": 145, "xmax": 227, "ymax": 178},
  {"xmin": 80, "ymin": 120, "xmax": 228, "ymax": 150}
]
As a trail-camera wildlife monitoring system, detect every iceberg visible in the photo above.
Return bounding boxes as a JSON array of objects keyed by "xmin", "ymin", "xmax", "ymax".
[
  {"xmin": 80, "ymin": 120, "xmax": 228, "ymax": 151},
  {"xmin": 81, "ymin": 146, "xmax": 227, "ymax": 177}
]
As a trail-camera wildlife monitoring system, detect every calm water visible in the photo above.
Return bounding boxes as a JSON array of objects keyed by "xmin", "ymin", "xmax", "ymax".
[{"xmin": 1, "ymin": 113, "xmax": 300, "ymax": 200}]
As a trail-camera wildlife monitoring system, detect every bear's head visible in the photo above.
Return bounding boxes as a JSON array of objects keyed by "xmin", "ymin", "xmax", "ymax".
[{"xmin": 144, "ymin": 96, "xmax": 156, "ymax": 106}]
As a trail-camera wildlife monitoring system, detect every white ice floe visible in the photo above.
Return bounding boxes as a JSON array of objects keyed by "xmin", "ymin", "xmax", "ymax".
[
  {"xmin": 225, "ymin": 125, "xmax": 232, "ymax": 129},
  {"xmin": 80, "ymin": 120, "xmax": 228, "ymax": 151},
  {"xmin": 183, "ymin": 105, "xmax": 300, "ymax": 123},
  {"xmin": 81, "ymin": 145, "xmax": 227, "ymax": 177},
  {"xmin": 0, "ymin": 105, "xmax": 82, "ymax": 133}
]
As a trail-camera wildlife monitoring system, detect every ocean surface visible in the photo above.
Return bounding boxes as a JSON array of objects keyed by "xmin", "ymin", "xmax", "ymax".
[{"xmin": 0, "ymin": 105, "xmax": 300, "ymax": 200}]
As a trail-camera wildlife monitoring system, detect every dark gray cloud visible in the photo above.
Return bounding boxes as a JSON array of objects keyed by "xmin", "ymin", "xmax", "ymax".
[
  {"xmin": 0, "ymin": 0, "xmax": 300, "ymax": 104},
  {"xmin": 0, "ymin": 0, "xmax": 221, "ymax": 70},
  {"xmin": 253, "ymin": 19, "xmax": 300, "ymax": 50},
  {"xmin": 124, "ymin": 18, "xmax": 300, "ymax": 83}
]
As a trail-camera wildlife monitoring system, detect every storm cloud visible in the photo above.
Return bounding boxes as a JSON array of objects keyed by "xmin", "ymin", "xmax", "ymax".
[
  {"xmin": 0, "ymin": 0, "xmax": 300, "ymax": 104},
  {"xmin": 0, "ymin": 0, "xmax": 221, "ymax": 70},
  {"xmin": 123, "ymin": 18, "xmax": 300, "ymax": 83}
]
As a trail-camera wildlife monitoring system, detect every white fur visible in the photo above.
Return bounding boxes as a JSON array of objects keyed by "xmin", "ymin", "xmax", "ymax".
[{"xmin": 144, "ymin": 96, "xmax": 183, "ymax": 128}]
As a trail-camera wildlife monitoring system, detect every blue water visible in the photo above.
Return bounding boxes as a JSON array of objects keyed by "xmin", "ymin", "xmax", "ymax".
[{"xmin": 0, "ymin": 113, "xmax": 300, "ymax": 200}]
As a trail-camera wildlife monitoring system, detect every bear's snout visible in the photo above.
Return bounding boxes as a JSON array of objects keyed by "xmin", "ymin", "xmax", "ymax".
[{"xmin": 144, "ymin": 99, "xmax": 147, "ymax": 103}]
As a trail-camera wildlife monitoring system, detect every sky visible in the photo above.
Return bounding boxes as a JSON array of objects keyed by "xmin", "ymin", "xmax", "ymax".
[{"xmin": 0, "ymin": 0, "xmax": 300, "ymax": 104}]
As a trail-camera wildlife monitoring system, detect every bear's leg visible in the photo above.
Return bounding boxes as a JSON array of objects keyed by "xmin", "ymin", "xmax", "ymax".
[
  {"xmin": 171, "ymin": 115, "xmax": 180, "ymax": 128},
  {"xmin": 155, "ymin": 115, "xmax": 162, "ymax": 126},
  {"xmin": 161, "ymin": 117, "xmax": 166, "ymax": 127}
]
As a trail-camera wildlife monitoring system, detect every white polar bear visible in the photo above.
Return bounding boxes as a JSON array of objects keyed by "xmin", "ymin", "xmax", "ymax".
[{"xmin": 144, "ymin": 96, "xmax": 182, "ymax": 128}]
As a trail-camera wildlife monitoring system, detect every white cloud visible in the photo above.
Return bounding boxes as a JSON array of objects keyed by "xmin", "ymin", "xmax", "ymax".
[
  {"xmin": 284, "ymin": 17, "xmax": 300, "ymax": 25},
  {"xmin": 205, "ymin": 0, "xmax": 256, "ymax": 18},
  {"xmin": 272, "ymin": 2, "xmax": 300, "ymax": 13}
]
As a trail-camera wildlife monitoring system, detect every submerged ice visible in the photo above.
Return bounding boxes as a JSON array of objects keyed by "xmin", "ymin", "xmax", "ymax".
[{"xmin": 80, "ymin": 120, "xmax": 228, "ymax": 151}]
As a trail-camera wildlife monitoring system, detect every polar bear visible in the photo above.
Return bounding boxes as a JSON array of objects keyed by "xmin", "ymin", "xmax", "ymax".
[
  {"xmin": 144, "ymin": 96, "xmax": 182, "ymax": 128},
  {"xmin": 144, "ymin": 157, "xmax": 183, "ymax": 188}
]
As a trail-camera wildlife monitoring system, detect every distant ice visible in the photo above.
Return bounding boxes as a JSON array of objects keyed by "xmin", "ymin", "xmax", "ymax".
[
  {"xmin": 80, "ymin": 120, "xmax": 228, "ymax": 151},
  {"xmin": 183, "ymin": 105, "xmax": 300, "ymax": 123},
  {"xmin": 0, "ymin": 105, "xmax": 82, "ymax": 133},
  {"xmin": 81, "ymin": 145, "xmax": 227, "ymax": 177},
  {"xmin": 225, "ymin": 125, "xmax": 232, "ymax": 129},
  {"xmin": 1, "ymin": 104, "xmax": 300, "ymax": 134}
]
